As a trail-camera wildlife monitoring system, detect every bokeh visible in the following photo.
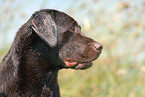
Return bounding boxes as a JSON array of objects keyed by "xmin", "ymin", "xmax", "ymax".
[{"xmin": 0, "ymin": 0, "xmax": 145, "ymax": 97}]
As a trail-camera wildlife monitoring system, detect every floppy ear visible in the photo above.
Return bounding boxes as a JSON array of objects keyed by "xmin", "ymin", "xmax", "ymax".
[{"xmin": 31, "ymin": 12, "xmax": 57, "ymax": 47}]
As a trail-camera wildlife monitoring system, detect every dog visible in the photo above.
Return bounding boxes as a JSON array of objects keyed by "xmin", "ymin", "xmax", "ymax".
[{"xmin": 0, "ymin": 9, "xmax": 103, "ymax": 97}]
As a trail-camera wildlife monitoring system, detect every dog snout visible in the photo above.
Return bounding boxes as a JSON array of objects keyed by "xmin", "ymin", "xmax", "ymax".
[{"xmin": 90, "ymin": 42, "xmax": 103, "ymax": 53}]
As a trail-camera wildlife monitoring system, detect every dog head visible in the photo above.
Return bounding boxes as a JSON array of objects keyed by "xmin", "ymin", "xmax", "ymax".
[{"xmin": 30, "ymin": 9, "xmax": 103, "ymax": 70}]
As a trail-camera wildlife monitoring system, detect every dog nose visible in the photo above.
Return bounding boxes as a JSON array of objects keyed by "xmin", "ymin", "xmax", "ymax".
[{"xmin": 91, "ymin": 42, "xmax": 103, "ymax": 52}]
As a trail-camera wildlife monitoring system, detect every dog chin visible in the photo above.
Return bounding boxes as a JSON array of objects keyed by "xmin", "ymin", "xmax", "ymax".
[
  {"xmin": 64, "ymin": 58, "xmax": 94, "ymax": 70},
  {"xmin": 73, "ymin": 61, "xmax": 92, "ymax": 70}
]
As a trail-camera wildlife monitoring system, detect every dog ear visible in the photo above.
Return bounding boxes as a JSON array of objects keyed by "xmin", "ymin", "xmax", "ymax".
[{"xmin": 31, "ymin": 12, "xmax": 57, "ymax": 47}]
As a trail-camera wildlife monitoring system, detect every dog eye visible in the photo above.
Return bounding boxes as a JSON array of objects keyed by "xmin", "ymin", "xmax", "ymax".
[{"xmin": 69, "ymin": 27, "xmax": 75, "ymax": 31}]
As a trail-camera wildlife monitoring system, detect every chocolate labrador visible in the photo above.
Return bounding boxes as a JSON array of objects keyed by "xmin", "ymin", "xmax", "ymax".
[{"xmin": 0, "ymin": 9, "xmax": 103, "ymax": 97}]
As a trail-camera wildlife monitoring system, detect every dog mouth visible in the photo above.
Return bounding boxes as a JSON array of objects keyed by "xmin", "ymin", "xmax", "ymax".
[{"xmin": 64, "ymin": 58, "xmax": 93, "ymax": 70}]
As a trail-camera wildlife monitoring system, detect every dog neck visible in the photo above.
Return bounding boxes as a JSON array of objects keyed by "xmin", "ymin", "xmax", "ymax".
[
  {"xmin": 0, "ymin": 31, "xmax": 60, "ymax": 96},
  {"xmin": 0, "ymin": 47, "xmax": 60, "ymax": 96},
  {"xmin": 17, "ymin": 48, "xmax": 60, "ymax": 96}
]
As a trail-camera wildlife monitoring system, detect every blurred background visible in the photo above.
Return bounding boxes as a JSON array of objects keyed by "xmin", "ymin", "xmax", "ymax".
[{"xmin": 0, "ymin": 0, "xmax": 145, "ymax": 97}]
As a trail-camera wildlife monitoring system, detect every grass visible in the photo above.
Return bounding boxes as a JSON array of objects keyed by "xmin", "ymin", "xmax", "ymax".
[
  {"xmin": 58, "ymin": 2, "xmax": 145, "ymax": 95},
  {"xmin": 59, "ymin": 59, "xmax": 145, "ymax": 97}
]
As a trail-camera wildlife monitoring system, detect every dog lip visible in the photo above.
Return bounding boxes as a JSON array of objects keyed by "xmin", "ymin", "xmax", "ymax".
[
  {"xmin": 64, "ymin": 59, "xmax": 77, "ymax": 67},
  {"xmin": 64, "ymin": 58, "xmax": 93, "ymax": 69},
  {"xmin": 74, "ymin": 61, "xmax": 92, "ymax": 70}
]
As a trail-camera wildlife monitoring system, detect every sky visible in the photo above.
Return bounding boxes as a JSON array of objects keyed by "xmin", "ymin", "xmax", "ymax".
[
  {"xmin": 0, "ymin": 0, "xmax": 74, "ymax": 49},
  {"xmin": 0, "ymin": 0, "xmax": 144, "ymax": 49}
]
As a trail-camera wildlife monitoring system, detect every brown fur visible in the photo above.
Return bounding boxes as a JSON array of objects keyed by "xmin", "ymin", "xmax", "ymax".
[{"xmin": 0, "ymin": 9, "xmax": 103, "ymax": 97}]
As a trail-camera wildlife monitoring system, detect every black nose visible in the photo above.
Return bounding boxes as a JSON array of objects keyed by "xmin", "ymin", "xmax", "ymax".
[{"xmin": 91, "ymin": 42, "xmax": 103, "ymax": 52}]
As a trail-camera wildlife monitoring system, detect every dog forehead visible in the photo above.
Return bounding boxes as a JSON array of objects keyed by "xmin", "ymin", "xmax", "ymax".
[
  {"xmin": 53, "ymin": 10, "xmax": 80, "ymax": 33},
  {"xmin": 32, "ymin": 9, "xmax": 81, "ymax": 33},
  {"xmin": 32, "ymin": 9, "xmax": 77, "ymax": 23}
]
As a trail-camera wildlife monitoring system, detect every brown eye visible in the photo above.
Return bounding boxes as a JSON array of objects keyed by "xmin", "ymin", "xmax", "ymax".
[{"xmin": 69, "ymin": 27, "xmax": 75, "ymax": 31}]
